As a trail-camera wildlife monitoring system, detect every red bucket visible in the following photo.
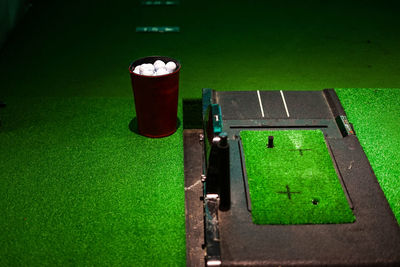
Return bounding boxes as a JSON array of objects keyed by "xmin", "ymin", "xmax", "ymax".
[{"xmin": 129, "ymin": 56, "xmax": 181, "ymax": 138}]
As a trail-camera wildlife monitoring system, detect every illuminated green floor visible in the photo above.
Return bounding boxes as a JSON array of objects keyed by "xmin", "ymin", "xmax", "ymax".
[
  {"xmin": 1, "ymin": 0, "xmax": 400, "ymax": 265},
  {"xmin": 336, "ymin": 88, "xmax": 400, "ymax": 224},
  {"xmin": 0, "ymin": 97, "xmax": 185, "ymax": 266}
]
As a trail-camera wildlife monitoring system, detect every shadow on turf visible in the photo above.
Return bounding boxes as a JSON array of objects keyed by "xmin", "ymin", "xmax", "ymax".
[
  {"xmin": 129, "ymin": 117, "xmax": 181, "ymax": 136},
  {"xmin": 182, "ymin": 99, "xmax": 202, "ymax": 129}
]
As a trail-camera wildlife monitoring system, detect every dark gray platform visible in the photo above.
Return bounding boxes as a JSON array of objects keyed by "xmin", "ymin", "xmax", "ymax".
[
  {"xmin": 184, "ymin": 89, "xmax": 400, "ymax": 266},
  {"xmin": 184, "ymin": 130, "xmax": 205, "ymax": 267},
  {"xmin": 218, "ymin": 90, "xmax": 332, "ymax": 120}
]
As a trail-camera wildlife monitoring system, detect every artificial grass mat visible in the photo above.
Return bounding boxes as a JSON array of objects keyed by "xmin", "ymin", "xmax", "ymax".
[
  {"xmin": 240, "ymin": 130, "xmax": 355, "ymax": 225},
  {"xmin": 336, "ymin": 88, "xmax": 400, "ymax": 225},
  {"xmin": 0, "ymin": 97, "xmax": 185, "ymax": 266}
]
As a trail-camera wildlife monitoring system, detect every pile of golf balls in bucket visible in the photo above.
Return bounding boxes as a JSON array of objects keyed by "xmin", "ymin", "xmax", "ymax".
[{"xmin": 133, "ymin": 60, "xmax": 177, "ymax": 76}]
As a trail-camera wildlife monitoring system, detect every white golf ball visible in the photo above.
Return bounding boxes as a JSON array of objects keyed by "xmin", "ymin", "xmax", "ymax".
[
  {"xmin": 165, "ymin": 61, "xmax": 177, "ymax": 72},
  {"xmin": 142, "ymin": 69, "xmax": 155, "ymax": 76},
  {"xmin": 153, "ymin": 60, "xmax": 166, "ymax": 70},
  {"xmin": 145, "ymin": 63, "xmax": 155, "ymax": 71},
  {"xmin": 133, "ymin": 66, "xmax": 141, "ymax": 74},
  {"xmin": 139, "ymin": 63, "xmax": 154, "ymax": 73},
  {"xmin": 139, "ymin": 64, "xmax": 147, "ymax": 72},
  {"xmin": 155, "ymin": 68, "xmax": 169, "ymax": 76}
]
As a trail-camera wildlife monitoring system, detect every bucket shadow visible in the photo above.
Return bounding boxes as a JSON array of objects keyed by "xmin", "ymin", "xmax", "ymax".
[
  {"xmin": 129, "ymin": 117, "xmax": 140, "ymax": 135},
  {"xmin": 182, "ymin": 99, "xmax": 202, "ymax": 129},
  {"xmin": 129, "ymin": 117, "xmax": 182, "ymax": 136}
]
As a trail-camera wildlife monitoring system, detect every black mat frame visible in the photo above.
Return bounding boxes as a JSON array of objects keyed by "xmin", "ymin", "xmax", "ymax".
[{"xmin": 185, "ymin": 89, "xmax": 400, "ymax": 266}]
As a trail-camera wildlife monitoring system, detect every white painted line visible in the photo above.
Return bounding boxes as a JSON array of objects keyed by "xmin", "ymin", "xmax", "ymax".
[
  {"xmin": 257, "ymin": 90, "xmax": 265, "ymax": 118},
  {"xmin": 280, "ymin": 90, "xmax": 290, "ymax": 117}
]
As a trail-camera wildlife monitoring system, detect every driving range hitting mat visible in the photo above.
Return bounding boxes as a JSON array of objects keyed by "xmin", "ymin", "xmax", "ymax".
[
  {"xmin": 240, "ymin": 130, "xmax": 355, "ymax": 225},
  {"xmin": 184, "ymin": 89, "xmax": 400, "ymax": 267}
]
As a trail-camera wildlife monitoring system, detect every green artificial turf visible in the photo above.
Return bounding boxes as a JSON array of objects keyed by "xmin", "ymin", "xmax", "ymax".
[
  {"xmin": 1, "ymin": 0, "xmax": 400, "ymax": 265},
  {"xmin": 0, "ymin": 97, "xmax": 186, "ymax": 266},
  {"xmin": 336, "ymin": 88, "xmax": 400, "ymax": 224},
  {"xmin": 240, "ymin": 130, "xmax": 355, "ymax": 225}
]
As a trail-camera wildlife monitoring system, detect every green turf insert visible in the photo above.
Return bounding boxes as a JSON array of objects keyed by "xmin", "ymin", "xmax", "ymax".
[
  {"xmin": 0, "ymin": 97, "xmax": 185, "ymax": 266},
  {"xmin": 336, "ymin": 88, "xmax": 400, "ymax": 225},
  {"xmin": 240, "ymin": 130, "xmax": 355, "ymax": 225}
]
